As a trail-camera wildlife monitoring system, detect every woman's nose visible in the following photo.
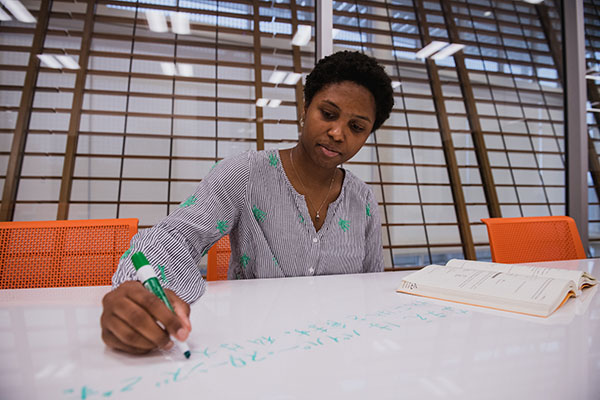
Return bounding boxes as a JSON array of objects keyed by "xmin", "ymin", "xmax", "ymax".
[{"xmin": 328, "ymin": 123, "xmax": 344, "ymax": 140}]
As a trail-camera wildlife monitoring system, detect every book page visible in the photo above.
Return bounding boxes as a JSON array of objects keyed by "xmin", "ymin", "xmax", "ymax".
[
  {"xmin": 445, "ymin": 259, "xmax": 597, "ymax": 290},
  {"xmin": 398, "ymin": 265, "xmax": 576, "ymax": 316}
]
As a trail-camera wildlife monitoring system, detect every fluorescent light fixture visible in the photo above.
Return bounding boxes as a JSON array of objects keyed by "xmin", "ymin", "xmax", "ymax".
[
  {"xmin": 170, "ymin": 12, "xmax": 190, "ymax": 35},
  {"xmin": 256, "ymin": 98, "xmax": 269, "ymax": 107},
  {"xmin": 415, "ymin": 41, "xmax": 448, "ymax": 59},
  {"xmin": 524, "ymin": 0, "xmax": 543, "ymax": 4},
  {"xmin": 1, "ymin": 0, "xmax": 35, "ymax": 23},
  {"xmin": 588, "ymin": 108, "xmax": 600, "ymax": 113},
  {"xmin": 177, "ymin": 63, "xmax": 193, "ymax": 77},
  {"xmin": 586, "ymin": 74, "xmax": 600, "ymax": 81},
  {"xmin": 283, "ymin": 72, "xmax": 302, "ymax": 85},
  {"xmin": 55, "ymin": 55, "xmax": 80, "ymax": 69},
  {"xmin": 145, "ymin": 10, "xmax": 168, "ymax": 32},
  {"xmin": 484, "ymin": 11, "xmax": 492, "ymax": 17},
  {"xmin": 37, "ymin": 54, "xmax": 62, "ymax": 69},
  {"xmin": 431, "ymin": 43, "xmax": 465, "ymax": 60},
  {"xmin": 268, "ymin": 70, "xmax": 287, "ymax": 84},
  {"xmin": 0, "ymin": 7, "xmax": 11, "ymax": 21},
  {"xmin": 392, "ymin": 81, "xmax": 401, "ymax": 89},
  {"xmin": 267, "ymin": 99, "xmax": 282, "ymax": 108},
  {"xmin": 160, "ymin": 62, "xmax": 177, "ymax": 76},
  {"xmin": 292, "ymin": 25, "xmax": 311, "ymax": 47}
]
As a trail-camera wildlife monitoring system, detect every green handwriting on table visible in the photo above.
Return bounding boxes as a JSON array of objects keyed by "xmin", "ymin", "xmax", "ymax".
[{"xmin": 62, "ymin": 301, "xmax": 469, "ymax": 399}]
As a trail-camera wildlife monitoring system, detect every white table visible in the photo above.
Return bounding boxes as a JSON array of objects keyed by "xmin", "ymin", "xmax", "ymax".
[{"xmin": 1, "ymin": 259, "xmax": 599, "ymax": 399}]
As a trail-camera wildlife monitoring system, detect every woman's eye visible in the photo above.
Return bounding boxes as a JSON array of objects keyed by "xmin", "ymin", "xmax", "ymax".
[
  {"xmin": 321, "ymin": 109, "xmax": 335, "ymax": 119},
  {"xmin": 351, "ymin": 123, "xmax": 365, "ymax": 132}
]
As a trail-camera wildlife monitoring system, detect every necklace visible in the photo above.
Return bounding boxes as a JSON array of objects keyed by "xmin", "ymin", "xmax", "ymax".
[{"xmin": 289, "ymin": 149, "xmax": 336, "ymax": 222}]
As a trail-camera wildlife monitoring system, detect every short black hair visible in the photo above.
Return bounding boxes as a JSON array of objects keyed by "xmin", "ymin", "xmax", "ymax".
[{"xmin": 304, "ymin": 51, "xmax": 394, "ymax": 132}]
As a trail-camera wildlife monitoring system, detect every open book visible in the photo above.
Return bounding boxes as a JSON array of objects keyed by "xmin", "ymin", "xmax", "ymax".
[{"xmin": 397, "ymin": 259, "xmax": 598, "ymax": 317}]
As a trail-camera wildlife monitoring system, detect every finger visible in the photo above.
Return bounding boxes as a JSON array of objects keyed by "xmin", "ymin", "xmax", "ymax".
[
  {"xmin": 166, "ymin": 290, "xmax": 192, "ymax": 335},
  {"xmin": 126, "ymin": 286, "xmax": 186, "ymax": 340},
  {"xmin": 102, "ymin": 305, "xmax": 163, "ymax": 351},
  {"xmin": 102, "ymin": 328, "xmax": 157, "ymax": 355},
  {"xmin": 110, "ymin": 296, "xmax": 172, "ymax": 349}
]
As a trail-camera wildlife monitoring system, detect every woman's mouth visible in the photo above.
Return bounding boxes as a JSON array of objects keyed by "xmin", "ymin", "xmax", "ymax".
[{"xmin": 319, "ymin": 144, "xmax": 340, "ymax": 158}]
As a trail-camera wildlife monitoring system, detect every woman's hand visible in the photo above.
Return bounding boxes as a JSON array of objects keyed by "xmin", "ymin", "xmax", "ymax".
[{"xmin": 100, "ymin": 280, "xmax": 191, "ymax": 355}]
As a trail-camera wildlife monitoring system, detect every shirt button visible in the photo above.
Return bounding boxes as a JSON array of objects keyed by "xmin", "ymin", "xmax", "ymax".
[
  {"xmin": 312, "ymin": 237, "xmax": 318, "ymax": 243},
  {"xmin": 309, "ymin": 267, "xmax": 315, "ymax": 274}
]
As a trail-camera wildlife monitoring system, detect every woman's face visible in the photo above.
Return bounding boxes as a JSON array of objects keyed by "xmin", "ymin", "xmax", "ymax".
[{"xmin": 300, "ymin": 81, "xmax": 376, "ymax": 169}]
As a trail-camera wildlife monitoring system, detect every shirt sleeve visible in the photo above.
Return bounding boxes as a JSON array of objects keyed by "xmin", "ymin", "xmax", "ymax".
[
  {"xmin": 111, "ymin": 151, "xmax": 251, "ymax": 304},
  {"xmin": 363, "ymin": 187, "xmax": 384, "ymax": 272}
]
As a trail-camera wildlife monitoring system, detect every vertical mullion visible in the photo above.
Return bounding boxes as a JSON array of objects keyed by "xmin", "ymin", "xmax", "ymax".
[
  {"xmin": 167, "ymin": 3, "xmax": 180, "ymax": 214},
  {"xmin": 57, "ymin": 0, "xmax": 96, "ymax": 220},
  {"xmin": 0, "ymin": 0, "xmax": 52, "ymax": 221},
  {"xmin": 214, "ymin": 1, "xmax": 219, "ymax": 162},
  {"xmin": 413, "ymin": 0, "xmax": 475, "ymax": 260},
  {"xmin": 465, "ymin": 5, "xmax": 524, "ymax": 217},
  {"xmin": 290, "ymin": 0, "xmax": 305, "ymax": 127},
  {"xmin": 440, "ymin": 1, "xmax": 501, "ymax": 219},
  {"xmin": 252, "ymin": 1, "xmax": 264, "ymax": 151},
  {"xmin": 116, "ymin": 4, "xmax": 140, "ymax": 218},
  {"xmin": 383, "ymin": 0, "xmax": 433, "ymax": 266},
  {"xmin": 352, "ymin": 1, "xmax": 394, "ymax": 267}
]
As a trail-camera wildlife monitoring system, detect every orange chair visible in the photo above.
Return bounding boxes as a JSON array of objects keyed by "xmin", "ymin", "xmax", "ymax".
[
  {"xmin": 207, "ymin": 235, "xmax": 231, "ymax": 281},
  {"xmin": 0, "ymin": 218, "xmax": 138, "ymax": 289},
  {"xmin": 481, "ymin": 216, "xmax": 586, "ymax": 264}
]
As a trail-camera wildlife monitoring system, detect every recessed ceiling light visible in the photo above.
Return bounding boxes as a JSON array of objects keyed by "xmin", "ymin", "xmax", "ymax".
[
  {"xmin": 267, "ymin": 99, "xmax": 282, "ymax": 108},
  {"xmin": 37, "ymin": 54, "xmax": 62, "ymax": 69},
  {"xmin": 170, "ymin": 12, "xmax": 190, "ymax": 35},
  {"xmin": 283, "ymin": 73, "xmax": 302, "ymax": 85},
  {"xmin": 1, "ymin": 0, "xmax": 36, "ymax": 23},
  {"xmin": 431, "ymin": 43, "xmax": 465, "ymax": 60},
  {"xmin": 415, "ymin": 41, "xmax": 448, "ymax": 59},
  {"xmin": 160, "ymin": 62, "xmax": 177, "ymax": 76},
  {"xmin": 292, "ymin": 25, "xmax": 311, "ymax": 47},
  {"xmin": 145, "ymin": 10, "xmax": 168, "ymax": 33},
  {"xmin": 0, "ymin": 7, "xmax": 12, "ymax": 21},
  {"xmin": 55, "ymin": 55, "xmax": 80, "ymax": 69},
  {"xmin": 177, "ymin": 63, "xmax": 193, "ymax": 77},
  {"xmin": 256, "ymin": 98, "xmax": 269, "ymax": 107},
  {"xmin": 268, "ymin": 71, "xmax": 287, "ymax": 84}
]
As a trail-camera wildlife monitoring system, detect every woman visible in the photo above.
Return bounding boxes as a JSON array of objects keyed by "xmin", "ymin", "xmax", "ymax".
[{"xmin": 101, "ymin": 50, "xmax": 394, "ymax": 355}]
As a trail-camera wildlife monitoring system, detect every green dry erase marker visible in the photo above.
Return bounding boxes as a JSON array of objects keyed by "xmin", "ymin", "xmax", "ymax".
[{"xmin": 131, "ymin": 252, "xmax": 191, "ymax": 359}]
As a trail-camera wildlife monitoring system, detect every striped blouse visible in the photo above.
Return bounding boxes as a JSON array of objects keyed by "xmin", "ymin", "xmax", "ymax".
[{"xmin": 112, "ymin": 149, "xmax": 384, "ymax": 304}]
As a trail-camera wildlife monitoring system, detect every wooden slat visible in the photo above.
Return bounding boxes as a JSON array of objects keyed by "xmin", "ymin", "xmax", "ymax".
[
  {"xmin": 252, "ymin": 1, "xmax": 264, "ymax": 151},
  {"xmin": 56, "ymin": 0, "xmax": 96, "ymax": 220},
  {"xmin": 290, "ymin": 0, "xmax": 305, "ymax": 128},
  {"xmin": 440, "ymin": 0, "xmax": 501, "ymax": 219},
  {"xmin": 414, "ymin": 0, "xmax": 475, "ymax": 260},
  {"xmin": 0, "ymin": 0, "xmax": 52, "ymax": 221}
]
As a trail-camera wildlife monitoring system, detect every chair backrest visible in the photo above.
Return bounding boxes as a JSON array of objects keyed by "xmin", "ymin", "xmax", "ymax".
[
  {"xmin": 207, "ymin": 235, "xmax": 231, "ymax": 281},
  {"xmin": 481, "ymin": 216, "xmax": 586, "ymax": 264},
  {"xmin": 0, "ymin": 218, "xmax": 138, "ymax": 289}
]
